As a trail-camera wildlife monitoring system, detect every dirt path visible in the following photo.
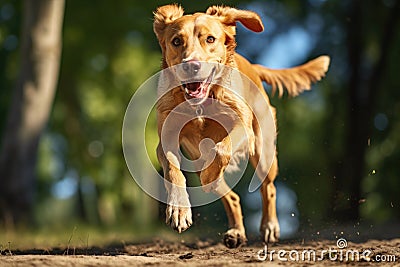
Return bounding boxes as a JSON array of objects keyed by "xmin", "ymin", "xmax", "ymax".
[{"xmin": 1, "ymin": 238, "xmax": 399, "ymax": 266}]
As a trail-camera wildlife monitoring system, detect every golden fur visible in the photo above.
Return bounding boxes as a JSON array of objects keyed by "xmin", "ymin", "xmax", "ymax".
[{"xmin": 153, "ymin": 4, "xmax": 329, "ymax": 248}]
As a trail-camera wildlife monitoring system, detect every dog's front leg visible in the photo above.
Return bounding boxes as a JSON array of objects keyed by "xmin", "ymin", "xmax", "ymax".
[
  {"xmin": 157, "ymin": 143, "xmax": 192, "ymax": 233},
  {"xmin": 200, "ymin": 125, "xmax": 252, "ymax": 248}
]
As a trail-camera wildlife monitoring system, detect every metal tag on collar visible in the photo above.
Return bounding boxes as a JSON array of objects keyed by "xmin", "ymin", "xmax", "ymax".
[{"xmin": 195, "ymin": 105, "xmax": 203, "ymax": 116}]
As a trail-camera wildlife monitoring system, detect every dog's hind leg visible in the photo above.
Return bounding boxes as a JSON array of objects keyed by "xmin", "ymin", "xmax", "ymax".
[
  {"xmin": 250, "ymin": 114, "xmax": 280, "ymax": 243},
  {"xmin": 250, "ymin": 151, "xmax": 280, "ymax": 243},
  {"xmin": 260, "ymin": 156, "xmax": 280, "ymax": 243}
]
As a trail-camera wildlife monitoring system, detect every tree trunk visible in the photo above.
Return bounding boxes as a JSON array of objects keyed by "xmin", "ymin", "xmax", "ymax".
[
  {"xmin": 331, "ymin": 0, "xmax": 400, "ymax": 221},
  {"xmin": 0, "ymin": 0, "xmax": 65, "ymax": 227}
]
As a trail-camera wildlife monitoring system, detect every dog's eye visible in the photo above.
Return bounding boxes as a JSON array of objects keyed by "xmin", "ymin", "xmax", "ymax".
[
  {"xmin": 172, "ymin": 37, "xmax": 181, "ymax": 46},
  {"xmin": 206, "ymin": 36, "xmax": 215, "ymax": 44}
]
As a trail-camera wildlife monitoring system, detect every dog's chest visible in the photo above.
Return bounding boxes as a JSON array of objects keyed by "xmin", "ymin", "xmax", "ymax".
[{"xmin": 181, "ymin": 116, "xmax": 232, "ymax": 142}]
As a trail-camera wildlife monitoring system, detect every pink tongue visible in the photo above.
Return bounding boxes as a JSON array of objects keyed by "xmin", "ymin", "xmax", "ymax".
[{"xmin": 186, "ymin": 82, "xmax": 201, "ymax": 92}]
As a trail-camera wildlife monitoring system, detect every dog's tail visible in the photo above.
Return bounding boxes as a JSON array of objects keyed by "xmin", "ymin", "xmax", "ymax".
[{"xmin": 253, "ymin": 55, "xmax": 330, "ymax": 98}]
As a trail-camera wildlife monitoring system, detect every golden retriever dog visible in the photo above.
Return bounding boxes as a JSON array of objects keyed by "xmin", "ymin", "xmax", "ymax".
[{"xmin": 153, "ymin": 4, "xmax": 329, "ymax": 248}]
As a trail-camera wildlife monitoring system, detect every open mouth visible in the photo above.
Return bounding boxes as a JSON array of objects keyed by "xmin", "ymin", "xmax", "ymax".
[{"xmin": 182, "ymin": 67, "xmax": 216, "ymax": 105}]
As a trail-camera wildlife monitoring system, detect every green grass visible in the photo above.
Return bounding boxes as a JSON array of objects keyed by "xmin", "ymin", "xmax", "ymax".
[
  {"xmin": 0, "ymin": 223, "xmax": 184, "ymax": 251},
  {"xmin": 0, "ymin": 221, "xmax": 225, "ymax": 252}
]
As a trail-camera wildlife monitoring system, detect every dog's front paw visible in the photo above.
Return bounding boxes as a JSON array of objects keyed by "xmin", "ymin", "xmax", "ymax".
[
  {"xmin": 261, "ymin": 221, "xmax": 280, "ymax": 243},
  {"xmin": 223, "ymin": 228, "xmax": 247, "ymax": 248},
  {"xmin": 166, "ymin": 205, "xmax": 192, "ymax": 233}
]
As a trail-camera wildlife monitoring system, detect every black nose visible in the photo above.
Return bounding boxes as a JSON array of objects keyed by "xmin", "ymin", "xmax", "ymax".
[{"xmin": 182, "ymin": 60, "xmax": 201, "ymax": 75}]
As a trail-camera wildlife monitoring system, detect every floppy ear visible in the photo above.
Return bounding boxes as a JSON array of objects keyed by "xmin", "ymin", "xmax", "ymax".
[
  {"xmin": 153, "ymin": 4, "xmax": 184, "ymax": 41},
  {"xmin": 206, "ymin": 5, "xmax": 264, "ymax": 33}
]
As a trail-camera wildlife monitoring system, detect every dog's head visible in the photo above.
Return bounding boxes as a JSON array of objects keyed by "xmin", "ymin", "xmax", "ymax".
[{"xmin": 153, "ymin": 4, "xmax": 263, "ymax": 104}]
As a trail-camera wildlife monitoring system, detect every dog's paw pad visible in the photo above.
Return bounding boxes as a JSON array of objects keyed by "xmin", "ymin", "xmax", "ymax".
[
  {"xmin": 223, "ymin": 228, "xmax": 247, "ymax": 248},
  {"xmin": 261, "ymin": 221, "xmax": 280, "ymax": 243}
]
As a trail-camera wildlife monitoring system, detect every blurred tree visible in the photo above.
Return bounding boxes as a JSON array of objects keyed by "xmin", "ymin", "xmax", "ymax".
[
  {"xmin": 0, "ymin": 0, "xmax": 65, "ymax": 226},
  {"xmin": 332, "ymin": 0, "xmax": 400, "ymax": 220}
]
